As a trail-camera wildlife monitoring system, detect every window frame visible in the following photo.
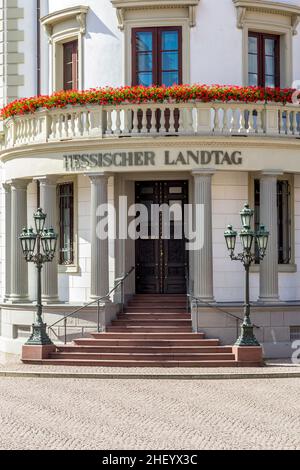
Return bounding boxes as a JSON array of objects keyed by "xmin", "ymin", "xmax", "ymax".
[
  {"xmin": 63, "ymin": 39, "xmax": 79, "ymax": 91},
  {"xmin": 249, "ymin": 173, "xmax": 296, "ymax": 273},
  {"xmin": 132, "ymin": 26, "xmax": 182, "ymax": 87},
  {"xmin": 248, "ymin": 31, "xmax": 280, "ymax": 88},
  {"xmin": 58, "ymin": 181, "xmax": 74, "ymax": 266},
  {"xmin": 233, "ymin": 0, "xmax": 297, "ymax": 88},
  {"xmin": 41, "ymin": 6, "xmax": 88, "ymax": 92},
  {"xmin": 57, "ymin": 177, "xmax": 78, "ymax": 274}
]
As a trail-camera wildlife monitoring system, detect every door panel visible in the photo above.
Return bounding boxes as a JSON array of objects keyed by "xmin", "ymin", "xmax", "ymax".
[
  {"xmin": 162, "ymin": 181, "xmax": 188, "ymax": 294},
  {"xmin": 135, "ymin": 180, "xmax": 188, "ymax": 294}
]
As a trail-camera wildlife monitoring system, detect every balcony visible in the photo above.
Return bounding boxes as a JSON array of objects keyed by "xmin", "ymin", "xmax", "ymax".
[{"xmin": 2, "ymin": 88, "xmax": 300, "ymax": 150}]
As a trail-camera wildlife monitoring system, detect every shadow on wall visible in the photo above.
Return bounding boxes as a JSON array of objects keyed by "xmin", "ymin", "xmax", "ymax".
[{"xmin": 86, "ymin": 9, "xmax": 118, "ymax": 40}]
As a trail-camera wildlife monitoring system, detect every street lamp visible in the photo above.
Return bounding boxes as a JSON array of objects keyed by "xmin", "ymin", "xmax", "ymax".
[
  {"xmin": 224, "ymin": 203, "xmax": 269, "ymax": 346},
  {"xmin": 19, "ymin": 208, "xmax": 58, "ymax": 345}
]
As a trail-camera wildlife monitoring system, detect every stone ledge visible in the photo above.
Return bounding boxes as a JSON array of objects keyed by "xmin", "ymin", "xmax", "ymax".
[
  {"xmin": 22, "ymin": 344, "xmax": 56, "ymax": 361},
  {"xmin": 1, "ymin": 370, "xmax": 300, "ymax": 380},
  {"xmin": 233, "ymin": 345, "xmax": 263, "ymax": 365}
]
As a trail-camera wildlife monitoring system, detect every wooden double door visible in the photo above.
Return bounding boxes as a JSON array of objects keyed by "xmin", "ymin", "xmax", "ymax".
[{"xmin": 135, "ymin": 180, "xmax": 188, "ymax": 294}]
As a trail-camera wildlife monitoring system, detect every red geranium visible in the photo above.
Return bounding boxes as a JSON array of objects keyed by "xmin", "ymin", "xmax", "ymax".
[{"xmin": 0, "ymin": 84, "xmax": 295, "ymax": 119}]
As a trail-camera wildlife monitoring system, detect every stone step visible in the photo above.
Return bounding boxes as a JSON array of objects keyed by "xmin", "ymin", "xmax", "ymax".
[
  {"xmin": 106, "ymin": 326, "xmax": 193, "ymax": 332},
  {"xmin": 117, "ymin": 313, "xmax": 191, "ymax": 320},
  {"xmin": 57, "ymin": 345, "xmax": 232, "ymax": 353},
  {"xmin": 50, "ymin": 352, "xmax": 236, "ymax": 361},
  {"xmin": 25, "ymin": 292, "xmax": 244, "ymax": 368},
  {"xmin": 111, "ymin": 320, "xmax": 192, "ymax": 327},
  {"xmin": 23, "ymin": 359, "xmax": 240, "ymax": 367},
  {"xmin": 74, "ymin": 339, "xmax": 219, "ymax": 347},
  {"xmin": 126, "ymin": 302, "xmax": 188, "ymax": 305},
  {"xmin": 125, "ymin": 307, "xmax": 187, "ymax": 313},
  {"xmin": 133, "ymin": 294, "xmax": 186, "ymax": 298},
  {"xmin": 89, "ymin": 332, "xmax": 206, "ymax": 340}
]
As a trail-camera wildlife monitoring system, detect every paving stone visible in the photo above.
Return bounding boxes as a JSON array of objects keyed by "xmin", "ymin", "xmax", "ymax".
[{"xmin": 0, "ymin": 375, "xmax": 299, "ymax": 450}]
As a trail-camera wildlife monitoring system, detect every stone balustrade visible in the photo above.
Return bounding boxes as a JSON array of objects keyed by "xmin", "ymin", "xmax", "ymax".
[{"xmin": 2, "ymin": 101, "xmax": 300, "ymax": 149}]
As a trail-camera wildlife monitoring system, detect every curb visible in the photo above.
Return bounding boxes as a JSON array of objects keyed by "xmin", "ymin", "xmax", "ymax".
[{"xmin": 1, "ymin": 371, "xmax": 300, "ymax": 380}]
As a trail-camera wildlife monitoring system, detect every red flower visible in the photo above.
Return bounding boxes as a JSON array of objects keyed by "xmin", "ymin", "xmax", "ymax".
[{"xmin": 0, "ymin": 84, "xmax": 295, "ymax": 119}]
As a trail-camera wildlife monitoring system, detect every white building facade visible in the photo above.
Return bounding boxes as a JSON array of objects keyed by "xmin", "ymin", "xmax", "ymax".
[{"xmin": 1, "ymin": 0, "xmax": 300, "ymax": 358}]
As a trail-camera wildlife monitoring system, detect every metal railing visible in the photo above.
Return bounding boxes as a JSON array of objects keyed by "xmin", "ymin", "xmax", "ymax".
[
  {"xmin": 185, "ymin": 267, "xmax": 259, "ymax": 339},
  {"xmin": 48, "ymin": 266, "xmax": 135, "ymax": 344},
  {"xmin": 189, "ymin": 295, "xmax": 260, "ymax": 339}
]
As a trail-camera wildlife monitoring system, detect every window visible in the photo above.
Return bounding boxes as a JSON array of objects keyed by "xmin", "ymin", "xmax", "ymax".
[
  {"xmin": 132, "ymin": 27, "xmax": 182, "ymax": 86},
  {"xmin": 41, "ymin": 6, "xmax": 88, "ymax": 92},
  {"xmin": 254, "ymin": 179, "xmax": 291, "ymax": 264},
  {"xmin": 290, "ymin": 326, "xmax": 300, "ymax": 341},
  {"xmin": 63, "ymin": 40, "xmax": 78, "ymax": 90},
  {"xmin": 58, "ymin": 183, "xmax": 74, "ymax": 265},
  {"xmin": 248, "ymin": 33, "xmax": 280, "ymax": 88}
]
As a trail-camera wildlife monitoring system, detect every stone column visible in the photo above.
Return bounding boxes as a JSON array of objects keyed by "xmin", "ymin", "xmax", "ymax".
[
  {"xmin": 192, "ymin": 170, "xmax": 215, "ymax": 302},
  {"xmin": 38, "ymin": 176, "xmax": 59, "ymax": 303},
  {"xmin": 9, "ymin": 179, "xmax": 29, "ymax": 302},
  {"xmin": 259, "ymin": 172, "xmax": 280, "ymax": 302},
  {"xmin": 88, "ymin": 173, "xmax": 110, "ymax": 300},
  {"xmin": 3, "ymin": 184, "xmax": 11, "ymax": 301}
]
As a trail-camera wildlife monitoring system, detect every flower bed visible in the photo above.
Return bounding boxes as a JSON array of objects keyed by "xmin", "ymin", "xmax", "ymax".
[{"xmin": 1, "ymin": 84, "xmax": 297, "ymax": 119}]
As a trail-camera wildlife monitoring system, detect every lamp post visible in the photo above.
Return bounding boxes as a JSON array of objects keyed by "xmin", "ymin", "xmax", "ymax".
[
  {"xmin": 19, "ymin": 208, "xmax": 58, "ymax": 345},
  {"xmin": 224, "ymin": 203, "xmax": 269, "ymax": 346}
]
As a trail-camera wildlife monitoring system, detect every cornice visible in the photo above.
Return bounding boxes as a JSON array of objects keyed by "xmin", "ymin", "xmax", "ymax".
[
  {"xmin": 233, "ymin": 0, "xmax": 300, "ymax": 34},
  {"xmin": 110, "ymin": 0, "xmax": 200, "ymax": 29},
  {"xmin": 2, "ymin": 135, "xmax": 300, "ymax": 164},
  {"xmin": 41, "ymin": 5, "xmax": 89, "ymax": 36}
]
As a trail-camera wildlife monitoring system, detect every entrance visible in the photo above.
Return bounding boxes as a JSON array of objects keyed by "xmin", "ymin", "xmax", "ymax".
[{"xmin": 135, "ymin": 180, "xmax": 188, "ymax": 294}]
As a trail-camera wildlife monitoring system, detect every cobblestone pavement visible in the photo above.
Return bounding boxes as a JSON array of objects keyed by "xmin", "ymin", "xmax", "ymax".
[
  {"xmin": 0, "ymin": 353, "xmax": 300, "ymax": 376},
  {"xmin": 0, "ymin": 376, "xmax": 300, "ymax": 450}
]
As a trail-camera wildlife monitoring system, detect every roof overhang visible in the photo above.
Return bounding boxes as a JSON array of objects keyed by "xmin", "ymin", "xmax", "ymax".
[
  {"xmin": 233, "ymin": 0, "xmax": 300, "ymax": 34},
  {"xmin": 110, "ymin": 0, "xmax": 200, "ymax": 29},
  {"xmin": 41, "ymin": 5, "xmax": 89, "ymax": 36}
]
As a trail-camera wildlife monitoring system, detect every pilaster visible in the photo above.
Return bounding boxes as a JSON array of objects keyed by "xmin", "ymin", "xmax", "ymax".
[
  {"xmin": 38, "ymin": 176, "xmax": 59, "ymax": 303},
  {"xmin": 259, "ymin": 171, "xmax": 281, "ymax": 302},
  {"xmin": 9, "ymin": 178, "xmax": 29, "ymax": 303},
  {"xmin": 192, "ymin": 169, "xmax": 215, "ymax": 303}
]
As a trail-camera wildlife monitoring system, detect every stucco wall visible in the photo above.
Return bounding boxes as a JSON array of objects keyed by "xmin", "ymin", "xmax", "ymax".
[
  {"xmin": 191, "ymin": 0, "xmax": 243, "ymax": 86},
  {"xmin": 212, "ymin": 171, "xmax": 248, "ymax": 302},
  {"xmin": 1, "ymin": 0, "xmax": 300, "ymax": 100},
  {"xmin": 58, "ymin": 174, "xmax": 115, "ymax": 303}
]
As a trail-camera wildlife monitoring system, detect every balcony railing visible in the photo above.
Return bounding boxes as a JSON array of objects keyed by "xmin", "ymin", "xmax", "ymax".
[{"xmin": 3, "ymin": 101, "xmax": 300, "ymax": 149}]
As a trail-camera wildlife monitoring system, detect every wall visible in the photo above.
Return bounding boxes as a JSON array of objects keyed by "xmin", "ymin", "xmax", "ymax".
[
  {"xmin": 48, "ymin": 0, "xmax": 123, "ymax": 90},
  {"xmin": 18, "ymin": 0, "xmax": 37, "ymax": 98},
  {"xmin": 293, "ymin": 175, "xmax": 300, "ymax": 299},
  {"xmin": 191, "ymin": 0, "xmax": 243, "ymax": 85},
  {"xmin": 212, "ymin": 171, "xmax": 252, "ymax": 302},
  {"xmin": 212, "ymin": 171, "xmax": 300, "ymax": 303},
  {"xmin": 14, "ymin": 0, "xmax": 300, "ymax": 93},
  {"xmin": 2, "ymin": 0, "xmax": 300, "ymax": 101},
  {"xmin": 58, "ymin": 174, "xmax": 115, "ymax": 303}
]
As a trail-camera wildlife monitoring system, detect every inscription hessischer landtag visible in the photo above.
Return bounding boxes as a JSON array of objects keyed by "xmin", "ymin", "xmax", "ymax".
[{"xmin": 63, "ymin": 150, "xmax": 243, "ymax": 171}]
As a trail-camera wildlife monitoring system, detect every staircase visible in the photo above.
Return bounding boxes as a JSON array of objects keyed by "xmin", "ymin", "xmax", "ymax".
[{"xmin": 23, "ymin": 294, "xmax": 245, "ymax": 367}]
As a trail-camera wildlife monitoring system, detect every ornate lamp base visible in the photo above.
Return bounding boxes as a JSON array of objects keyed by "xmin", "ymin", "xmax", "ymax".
[
  {"xmin": 235, "ymin": 322, "xmax": 260, "ymax": 347},
  {"xmin": 26, "ymin": 322, "xmax": 53, "ymax": 346}
]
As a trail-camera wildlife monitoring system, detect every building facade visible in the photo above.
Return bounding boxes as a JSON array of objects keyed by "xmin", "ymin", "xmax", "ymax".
[{"xmin": 1, "ymin": 0, "xmax": 300, "ymax": 358}]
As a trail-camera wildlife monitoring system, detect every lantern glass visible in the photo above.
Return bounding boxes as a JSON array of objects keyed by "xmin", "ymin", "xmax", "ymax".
[
  {"xmin": 41, "ymin": 228, "xmax": 57, "ymax": 258},
  {"xmin": 240, "ymin": 203, "xmax": 254, "ymax": 228},
  {"xmin": 256, "ymin": 224, "xmax": 269, "ymax": 252},
  {"xmin": 34, "ymin": 208, "xmax": 46, "ymax": 234},
  {"xmin": 19, "ymin": 228, "xmax": 37, "ymax": 257},
  {"xmin": 224, "ymin": 225, "xmax": 237, "ymax": 252},
  {"xmin": 240, "ymin": 228, "xmax": 254, "ymax": 251}
]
